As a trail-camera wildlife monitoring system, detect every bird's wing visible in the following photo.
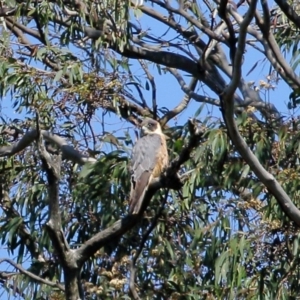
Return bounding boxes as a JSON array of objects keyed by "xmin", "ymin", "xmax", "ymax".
[{"xmin": 129, "ymin": 134, "xmax": 163, "ymax": 214}]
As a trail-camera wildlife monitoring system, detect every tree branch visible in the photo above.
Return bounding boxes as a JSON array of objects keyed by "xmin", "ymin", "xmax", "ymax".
[
  {"xmin": 150, "ymin": 0, "xmax": 225, "ymax": 43},
  {"xmin": 37, "ymin": 129, "xmax": 81, "ymax": 300},
  {"xmin": 273, "ymin": 0, "xmax": 300, "ymax": 30},
  {"xmin": 253, "ymin": 3, "xmax": 300, "ymax": 90},
  {"xmin": 0, "ymin": 129, "xmax": 96, "ymax": 164},
  {"xmin": 0, "ymin": 258, "xmax": 64, "ymax": 291},
  {"xmin": 139, "ymin": 60, "xmax": 157, "ymax": 119},
  {"xmin": 165, "ymin": 68, "xmax": 220, "ymax": 106},
  {"xmin": 76, "ymin": 119, "xmax": 205, "ymax": 265},
  {"xmin": 229, "ymin": 6, "xmax": 300, "ymax": 90},
  {"xmin": 221, "ymin": 0, "xmax": 300, "ymax": 226},
  {"xmin": 161, "ymin": 75, "xmax": 198, "ymax": 125}
]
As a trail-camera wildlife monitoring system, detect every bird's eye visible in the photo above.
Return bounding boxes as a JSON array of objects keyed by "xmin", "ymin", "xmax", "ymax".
[{"xmin": 148, "ymin": 123, "xmax": 153, "ymax": 128}]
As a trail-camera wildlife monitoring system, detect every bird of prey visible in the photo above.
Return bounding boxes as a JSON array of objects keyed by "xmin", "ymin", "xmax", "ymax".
[{"xmin": 129, "ymin": 118, "xmax": 169, "ymax": 214}]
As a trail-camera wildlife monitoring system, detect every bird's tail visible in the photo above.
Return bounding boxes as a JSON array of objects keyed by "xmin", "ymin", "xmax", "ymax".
[{"xmin": 129, "ymin": 173, "xmax": 152, "ymax": 214}]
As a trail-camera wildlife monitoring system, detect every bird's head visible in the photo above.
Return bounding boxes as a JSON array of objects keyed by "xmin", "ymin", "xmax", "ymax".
[{"xmin": 140, "ymin": 118, "xmax": 162, "ymax": 136}]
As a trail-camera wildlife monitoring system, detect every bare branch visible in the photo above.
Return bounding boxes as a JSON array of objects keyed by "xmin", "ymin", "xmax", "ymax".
[
  {"xmin": 218, "ymin": 0, "xmax": 237, "ymax": 63},
  {"xmin": 161, "ymin": 76, "xmax": 198, "ymax": 125},
  {"xmin": 6, "ymin": 16, "xmax": 41, "ymax": 40},
  {"xmin": 149, "ymin": 0, "xmax": 225, "ymax": 43},
  {"xmin": 229, "ymin": 7, "xmax": 300, "ymax": 90},
  {"xmin": 37, "ymin": 129, "xmax": 81, "ymax": 299},
  {"xmin": 0, "ymin": 129, "xmax": 96, "ymax": 164},
  {"xmin": 5, "ymin": 19, "xmax": 36, "ymax": 54},
  {"xmin": 260, "ymin": 0, "xmax": 270, "ymax": 33},
  {"xmin": 222, "ymin": 0, "xmax": 300, "ymax": 226},
  {"xmin": 0, "ymin": 258, "xmax": 64, "ymax": 291},
  {"xmin": 225, "ymin": 0, "xmax": 256, "ymax": 96},
  {"xmin": 166, "ymin": 68, "xmax": 220, "ymax": 106}
]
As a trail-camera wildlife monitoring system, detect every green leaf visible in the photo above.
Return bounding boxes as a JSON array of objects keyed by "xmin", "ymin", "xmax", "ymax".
[{"xmin": 54, "ymin": 70, "xmax": 64, "ymax": 82}]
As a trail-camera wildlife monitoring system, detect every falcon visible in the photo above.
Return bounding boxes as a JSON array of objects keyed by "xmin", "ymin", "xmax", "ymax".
[{"xmin": 129, "ymin": 118, "xmax": 169, "ymax": 214}]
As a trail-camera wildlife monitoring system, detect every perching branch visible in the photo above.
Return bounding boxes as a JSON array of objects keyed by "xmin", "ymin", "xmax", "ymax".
[
  {"xmin": 76, "ymin": 214, "xmax": 141, "ymax": 266},
  {"xmin": 221, "ymin": 0, "xmax": 300, "ymax": 226},
  {"xmin": 76, "ymin": 118, "xmax": 205, "ymax": 265}
]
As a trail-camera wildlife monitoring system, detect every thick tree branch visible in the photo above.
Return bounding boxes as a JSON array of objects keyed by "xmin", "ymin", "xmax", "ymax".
[
  {"xmin": 222, "ymin": 0, "xmax": 300, "ymax": 226},
  {"xmin": 6, "ymin": 16, "xmax": 41, "ymax": 40},
  {"xmin": 260, "ymin": 0, "xmax": 270, "ymax": 33},
  {"xmin": 273, "ymin": 0, "xmax": 300, "ymax": 30},
  {"xmin": 76, "ymin": 214, "xmax": 141, "ymax": 266},
  {"xmin": 37, "ymin": 131, "xmax": 81, "ymax": 300},
  {"xmin": 229, "ymin": 7, "xmax": 300, "ymax": 90},
  {"xmin": 218, "ymin": 0, "xmax": 237, "ymax": 63},
  {"xmin": 0, "ymin": 129, "xmax": 96, "ymax": 164}
]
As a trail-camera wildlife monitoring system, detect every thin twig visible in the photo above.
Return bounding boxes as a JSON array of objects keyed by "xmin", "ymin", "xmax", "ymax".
[
  {"xmin": 161, "ymin": 76, "xmax": 198, "ymax": 125},
  {"xmin": 166, "ymin": 68, "xmax": 219, "ymax": 106},
  {"xmin": 139, "ymin": 60, "xmax": 157, "ymax": 119}
]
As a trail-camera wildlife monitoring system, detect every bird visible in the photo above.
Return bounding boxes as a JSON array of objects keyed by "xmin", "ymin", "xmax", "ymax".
[{"xmin": 129, "ymin": 118, "xmax": 169, "ymax": 214}]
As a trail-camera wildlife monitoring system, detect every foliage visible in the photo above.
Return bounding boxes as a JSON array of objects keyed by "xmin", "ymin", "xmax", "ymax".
[{"xmin": 0, "ymin": 0, "xmax": 300, "ymax": 299}]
